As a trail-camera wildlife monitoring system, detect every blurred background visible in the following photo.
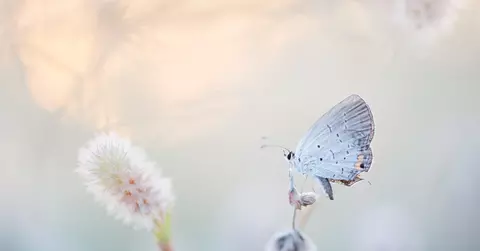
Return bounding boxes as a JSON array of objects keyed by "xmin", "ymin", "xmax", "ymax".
[{"xmin": 1, "ymin": 0, "xmax": 480, "ymax": 250}]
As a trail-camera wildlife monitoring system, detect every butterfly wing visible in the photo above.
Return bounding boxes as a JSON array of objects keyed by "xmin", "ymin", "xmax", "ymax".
[{"xmin": 294, "ymin": 94, "xmax": 375, "ymax": 181}]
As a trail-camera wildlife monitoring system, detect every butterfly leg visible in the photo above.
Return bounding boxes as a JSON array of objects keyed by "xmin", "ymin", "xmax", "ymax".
[{"xmin": 316, "ymin": 177, "xmax": 334, "ymax": 200}]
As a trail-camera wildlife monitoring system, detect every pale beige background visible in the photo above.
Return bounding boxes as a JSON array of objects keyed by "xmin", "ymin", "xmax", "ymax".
[{"xmin": 1, "ymin": 1, "xmax": 480, "ymax": 250}]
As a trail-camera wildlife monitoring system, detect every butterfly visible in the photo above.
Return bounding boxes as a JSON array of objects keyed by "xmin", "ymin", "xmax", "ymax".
[{"xmin": 264, "ymin": 94, "xmax": 375, "ymax": 200}]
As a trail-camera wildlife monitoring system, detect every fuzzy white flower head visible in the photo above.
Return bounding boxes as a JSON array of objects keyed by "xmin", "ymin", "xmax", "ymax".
[
  {"xmin": 392, "ymin": 0, "xmax": 468, "ymax": 43},
  {"xmin": 265, "ymin": 229, "xmax": 317, "ymax": 251},
  {"xmin": 76, "ymin": 132, "xmax": 174, "ymax": 231}
]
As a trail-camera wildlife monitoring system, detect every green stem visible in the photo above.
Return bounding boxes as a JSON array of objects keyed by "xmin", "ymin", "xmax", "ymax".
[{"xmin": 153, "ymin": 212, "xmax": 172, "ymax": 250}]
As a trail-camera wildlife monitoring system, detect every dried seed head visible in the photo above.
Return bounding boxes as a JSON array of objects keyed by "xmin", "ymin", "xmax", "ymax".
[
  {"xmin": 299, "ymin": 192, "xmax": 317, "ymax": 207},
  {"xmin": 290, "ymin": 189, "xmax": 318, "ymax": 210}
]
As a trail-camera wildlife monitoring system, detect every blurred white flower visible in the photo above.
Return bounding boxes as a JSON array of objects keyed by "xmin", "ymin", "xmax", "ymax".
[
  {"xmin": 265, "ymin": 229, "xmax": 317, "ymax": 251},
  {"xmin": 392, "ymin": 0, "xmax": 467, "ymax": 42},
  {"xmin": 76, "ymin": 132, "xmax": 174, "ymax": 231}
]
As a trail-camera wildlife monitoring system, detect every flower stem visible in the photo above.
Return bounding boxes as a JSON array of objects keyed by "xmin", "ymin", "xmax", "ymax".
[
  {"xmin": 292, "ymin": 207, "xmax": 297, "ymax": 229},
  {"xmin": 153, "ymin": 211, "xmax": 173, "ymax": 251},
  {"xmin": 157, "ymin": 242, "xmax": 173, "ymax": 251}
]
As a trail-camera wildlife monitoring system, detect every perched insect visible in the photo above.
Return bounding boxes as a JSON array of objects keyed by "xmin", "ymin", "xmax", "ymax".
[{"xmin": 263, "ymin": 94, "xmax": 375, "ymax": 200}]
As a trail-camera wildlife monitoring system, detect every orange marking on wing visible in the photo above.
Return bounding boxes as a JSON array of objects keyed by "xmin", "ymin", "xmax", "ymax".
[
  {"xmin": 357, "ymin": 154, "xmax": 364, "ymax": 161},
  {"xmin": 330, "ymin": 175, "xmax": 364, "ymax": 187},
  {"xmin": 354, "ymin": 154, "xmax": 365, "ymax": 170}
]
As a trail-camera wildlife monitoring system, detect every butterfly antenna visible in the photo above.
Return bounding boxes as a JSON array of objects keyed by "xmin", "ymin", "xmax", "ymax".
[{"xmin": 260, "ymin": 144, "xmax": 291, "ymax": 153}]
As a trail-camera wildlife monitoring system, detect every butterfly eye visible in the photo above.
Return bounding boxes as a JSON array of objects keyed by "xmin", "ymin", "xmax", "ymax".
[{"xmin": 286, "ymin": 152, "xmax": 292, "ymax": 160}]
